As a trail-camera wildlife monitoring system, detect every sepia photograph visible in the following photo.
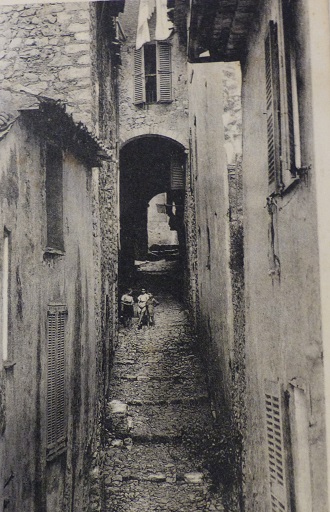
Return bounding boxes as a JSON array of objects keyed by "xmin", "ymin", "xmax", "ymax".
[{"xmin": 0, "ymin": 0, "xmax": 330, "ymax": 510}]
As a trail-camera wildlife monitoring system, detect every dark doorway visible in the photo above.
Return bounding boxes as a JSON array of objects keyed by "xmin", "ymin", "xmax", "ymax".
[{"xmin": 119, "ymin": 135, "xmax": 186, "ymax": 296}]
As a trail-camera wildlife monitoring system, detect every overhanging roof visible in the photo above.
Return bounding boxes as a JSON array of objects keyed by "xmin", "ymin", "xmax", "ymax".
[
  {"xmin": 188, "ymin": 0, "xmax": 259, "ymax": 62},
  {"xmin": 20, "ymin": 98, "xmax": 112, "ymax": 166}
]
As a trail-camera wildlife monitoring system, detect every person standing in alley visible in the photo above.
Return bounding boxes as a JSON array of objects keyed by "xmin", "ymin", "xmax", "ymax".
[
  {"xmin": 137, "ymin": 288, "xmax": 149, "ymax": 329},
  {"xmin": 120, "ymin": 288, "xmax": 134, "ymax": 327},
  {"xmin": 146, "ymin": 293, "xmax": 159, "ymax": 326}
]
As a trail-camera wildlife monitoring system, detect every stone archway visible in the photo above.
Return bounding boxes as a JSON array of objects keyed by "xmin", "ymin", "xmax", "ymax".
[{"xmin": 119, "ymin": 135, "xmax": 186, "ymax": 285}]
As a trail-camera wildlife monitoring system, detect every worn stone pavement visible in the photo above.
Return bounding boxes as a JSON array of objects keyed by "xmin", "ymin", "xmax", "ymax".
[{"xmin": 103, "ymin": 280, "xmax": 225, "ymax": 511}]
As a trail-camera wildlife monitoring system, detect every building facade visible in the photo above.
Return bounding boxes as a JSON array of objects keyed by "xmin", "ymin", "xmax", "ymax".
[
  {"xmin": 117, "ymin": 0, "xmax": 189, "ymax": 279},
  {"xmin": 0, "ymin": 2, "xmax": 124, "ymax": 510},
  {"xmin": 188, "ymin": 0, "xmax": 330, "ymax": 510},
  {"xmin": 0, "ymin": 100, "xmax": 107, "ymax": 511}
]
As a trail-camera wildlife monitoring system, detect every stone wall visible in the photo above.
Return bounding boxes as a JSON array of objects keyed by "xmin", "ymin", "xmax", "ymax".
[
  {"xmin": 118, "ymin": 0, "xmax": 189, "ymax": 148},
  {"xmin": 0, "ymin": 2, "xmax": 95, "ymax": 129}
]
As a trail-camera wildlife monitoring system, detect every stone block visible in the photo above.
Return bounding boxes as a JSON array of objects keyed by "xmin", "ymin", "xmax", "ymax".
[
  {"xmin": 58, "ymin": 66, "xmax": 90, "ymax": 81},
  {"xmin": 49, "ymin": 55, "xmax": 73, "ymax": 67},
  {"xmin": 77, "ymin": 54, "xmax": 91, "ymax": 65},
  {"xmin": 111, "ymin": 439, "xmax": 123, "ymax": 447},
  {"xmin": 56, "ymin": 12, "xmax": 72, "ymax": 24},
  {"xmin": 45, "ymin": 14, "xmax": 57, "ymax": 24},
  {"xmin": 65, "ymin": 43, "xmax": 90, "ymax": 54},
  {"xmin": 19, "ymin": 49, "xmax": 40, "ymax": 58},
  {"xmin": 68, "ymin": 22, "xmax": 89, "ymax": 33},
  {"xmin": 43, "ymin": 4, "xmax": 64, "ymax": 13},
  {"xmin": 74, "ymin": 32, "xmax": 91, "ymax": 42},
  {"xmin": 147, "ymin": 473, "xmax": 166, "ymax": 482},
  {"xmin": 20, "ymin": 8, "xmax": 37, "ymax": 17},
  {"xmin": 24, "ymin": 73, "xmax": 39, "ymax": 82},
  {"xmin": 184, "ymin": 472, "xmax": 204, "ymax": 484},
  {"xmin": 29, "ymin": 81, "xmax": 49, "ymax": 94},
  {"xmin": 8, "ymin": 38, "xmax": 22, "ymax": 49},
  {"xmin": 0, "ymin": 60, "xmax": 11, "ymax": 71}
]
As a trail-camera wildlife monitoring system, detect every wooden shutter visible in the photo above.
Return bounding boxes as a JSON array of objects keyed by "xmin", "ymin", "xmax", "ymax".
[
  {"xmin": 265, "ymin": 380, "xmax": 290, "ymax": 512},
  {"xmin": 281, "ymin": 0, "xmax": 296, "ymax": 176},
  {"xmin": 134, "ymin": 47, "xmax": 145, "ymax": 105},
  {"xmin": 157, "ymin": 42, "xmax": 172, "ymax": 103},
  {"xmin": 170, "ymin": 156, "xmax": 184, "ymax": 190},
  {"xmin": 47, "ymin": 305, "xmax": 67, "ymax": 460},
  {"xmin": 265, "ymin": 21, "xmax": 281, "ymax": 194},
  {"xmin": 46, "ymin": 144, "xmax": 64, "ymax": 252}
]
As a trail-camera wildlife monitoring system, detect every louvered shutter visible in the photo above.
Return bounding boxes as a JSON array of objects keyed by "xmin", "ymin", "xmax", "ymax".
[
  {"xmin": 157, "ymin": 42, "xmax": 172, "ymax": 103},
  {"xmin": 281, "ymin": 0, "xmax": 295, "ymax": 176},
  {"xmin": 265, "ymin": 22, "xmax": 281, "ymax": 194},
  {"xmin": 47, "ymin": 305, "xmax": 67, "ymax": 460},
  {"xmin": 134, "ymin": 47, "xmax": 145, "ymax": 105},
  {"xmin": 170, "ymin": 156, "xmax": 184, "ymax": 190},
  {"xmin": 265, "ymin": 380, "xmax": 290, "ymax": 512}
]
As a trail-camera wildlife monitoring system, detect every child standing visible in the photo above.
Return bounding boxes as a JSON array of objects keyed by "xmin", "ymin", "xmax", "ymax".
[{"xmin": 146, "ymin": 293, "xmax": 159, "ymax": 326}]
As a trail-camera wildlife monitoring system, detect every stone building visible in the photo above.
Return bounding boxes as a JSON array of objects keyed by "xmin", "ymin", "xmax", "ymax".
[
  {"xmin": 188, "ymin": 0, "xmax": 330, "ymax": 510},
  {"xmin": 117, "ymin": 0, "xmax": 189, "ymax": 279},
  {"xmin": 0, "ymin": 1, "xmax": 124, "ymax": 510},
  {"xmin": 0, "ymin": 98, "xmax": 108, "ymax": 511}
]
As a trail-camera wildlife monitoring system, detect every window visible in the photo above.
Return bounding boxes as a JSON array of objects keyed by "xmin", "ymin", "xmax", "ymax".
[
  {"xmin": 45, "ymin": 144, "xmax": 64, "ymax": 252},
  {"xmin": 134, "ymin": 41, "xmax": 172, "ymax": 104},
  {"xmin": 170, "ymin": 154, "xmax": 185, "ymax": 190},
  {"xmin": 265, "ymin": 380, "xmax": 290, "ymax": 511},
  {"xmin": 265, "ymin": 0, "xmax": 300, "ymax": 195},
  {"xmin": 2, "ymin": 228, "xmax": 10, "ymax": 362},
  {"xmin": 46, "ymin": 304, "xmax": 67, "ymax": 460}
]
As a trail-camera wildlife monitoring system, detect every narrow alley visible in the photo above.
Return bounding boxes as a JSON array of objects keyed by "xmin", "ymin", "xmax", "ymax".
[
  {"xmin": 2, "ymin": 1, "xmax": 330, "ymax": 511},
  {"xmin": 102, "ymin": 264, "xmax": 226, "ymax": 511}
]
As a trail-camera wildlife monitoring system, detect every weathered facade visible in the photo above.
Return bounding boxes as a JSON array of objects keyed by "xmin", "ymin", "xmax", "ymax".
[
  {"xmin": 188, "ymin": 0, "xmax": 330, "ymax": 510},
  {"xmin": 185, "ymin": 60, "xmax": 244, "ymax": 506},
  {"xmin": 0, "ymin": 2, "xmax": 124, "ymax": 510},
  {"xmin": 0, "ymin": 100, "xmax": 107, "ymax": 511}
]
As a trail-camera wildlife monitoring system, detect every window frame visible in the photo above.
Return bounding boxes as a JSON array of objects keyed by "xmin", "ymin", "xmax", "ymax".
[
  {"xmin": 45, "ymin": 142, "xmax": 64, "ymax": 254},
  {"xmin": 134, "ymin": 41, "xmax": 172, "ymax": 105},
  {"xmin": 46, "ymin": 304, "xmax": 68, "ymax": 461},
  {"xmin": 264, "ymin": 0, "xmax": 301, "ymax": 196},
  {"xmin": 2, "ymin": 228, "xmax": 10, "ymax": 364}
]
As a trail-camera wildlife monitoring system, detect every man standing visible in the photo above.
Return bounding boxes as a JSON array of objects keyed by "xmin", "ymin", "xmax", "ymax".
[
  {"xmin": 120, "ymin": 288, "xmax": 134, "ymax": 327},
  {"xmin": 137, "ymin": 288, "xmax": 149, "ymax": 329}
]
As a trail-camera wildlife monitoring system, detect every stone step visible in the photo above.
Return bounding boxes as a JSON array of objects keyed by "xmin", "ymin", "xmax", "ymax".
[
  {"xmin": 105, "ymin": 480, "xmax": 224, "ymax": 512},
  {"xmin": 105, "ymin": 441, "xmax": 197, "ymax": 474},
  {"xmin": 129, "ymin": 402, "xmax": 213, "ymax": 439},
  {"xmin": 125, "ymin": 396, "xmax": 209, "ymax": 407},
  {"xmin": 111, "ymin": 359, "xmax": 205, "ymax": 381},
  {"xmin": 108, "ymin": 379, "xmax": 208, "ymax": 404}
]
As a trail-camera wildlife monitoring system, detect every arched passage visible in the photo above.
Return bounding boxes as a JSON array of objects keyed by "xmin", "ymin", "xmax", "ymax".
[{"xmin": 119, "ymin": 135, "xmax": 186, "ymax": 287}]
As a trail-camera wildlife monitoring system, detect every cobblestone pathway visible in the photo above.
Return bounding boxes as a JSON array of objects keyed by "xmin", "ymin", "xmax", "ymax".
[{"xmin": 103, "ymin": 284, "xmax": 225, "ymax": 511}]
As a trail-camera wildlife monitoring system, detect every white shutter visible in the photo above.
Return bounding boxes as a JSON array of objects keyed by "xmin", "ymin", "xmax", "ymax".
[
  {"xmin": 157, "ymin": 42, "xmax": 172, "ymax": 103},
  {"xmin": 265, "ymin": 380, "xmax": 290, "ymax": 512},
  {"xmin": 134, "ymin": 47, "xmax": 145, "ymax": 105}
]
